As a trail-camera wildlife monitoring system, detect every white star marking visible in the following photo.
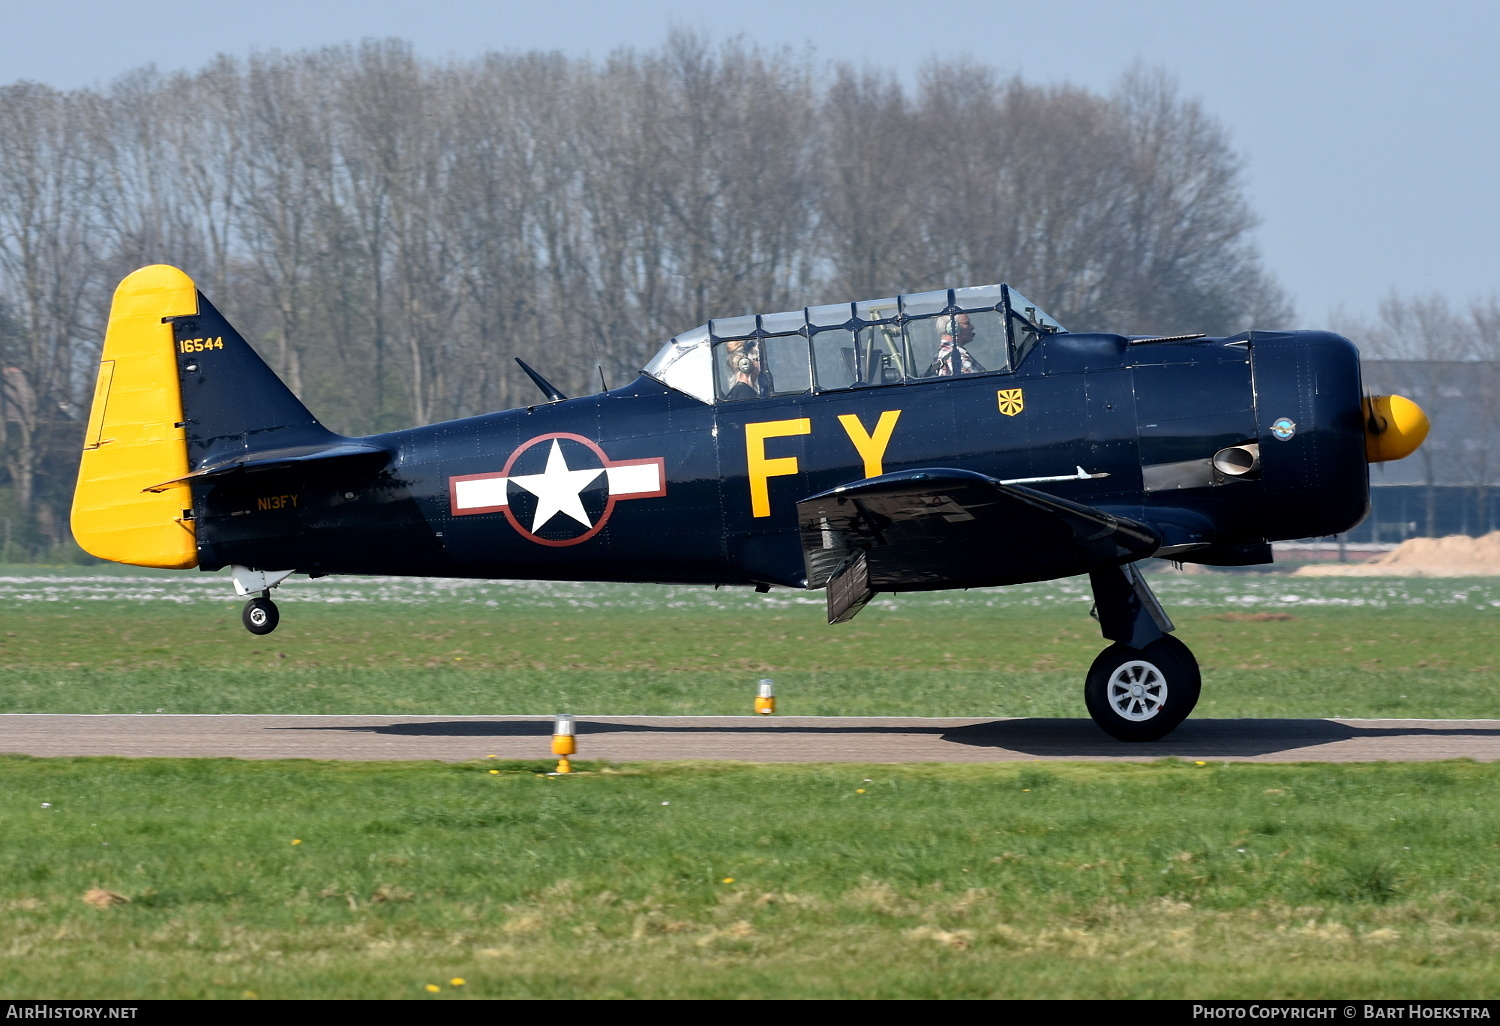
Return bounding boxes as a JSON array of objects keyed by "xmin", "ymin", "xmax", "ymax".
[{"xmin": 507, "ymin": 439, "xmax": 604, "ymax": 533}]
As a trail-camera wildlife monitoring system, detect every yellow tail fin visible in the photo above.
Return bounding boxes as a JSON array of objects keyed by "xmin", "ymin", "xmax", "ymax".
[{"xmin": 70, "ymin": 265, "xmax": 200, "ymax": 568}]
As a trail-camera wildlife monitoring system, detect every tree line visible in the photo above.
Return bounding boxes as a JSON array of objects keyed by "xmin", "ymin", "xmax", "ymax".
[{"xmin": 0, "ymin": 34, "xmax": 1290, "ymax": 559}]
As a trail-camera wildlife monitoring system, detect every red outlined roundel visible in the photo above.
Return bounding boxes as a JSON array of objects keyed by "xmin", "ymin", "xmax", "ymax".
[{"xmin": 447, "ymin": 432, "xmax": 666, "ymax": 547}]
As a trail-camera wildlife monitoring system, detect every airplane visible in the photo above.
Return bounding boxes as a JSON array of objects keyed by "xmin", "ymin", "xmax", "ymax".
[{"xmin": 70, "ymin": 265, "xmax": 1430, "ymax": 741}]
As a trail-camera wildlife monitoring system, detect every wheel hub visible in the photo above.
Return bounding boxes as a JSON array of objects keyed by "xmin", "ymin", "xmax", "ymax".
[{"xmin": 1107, "ymin": 660, "xmax": 1166, "ymax": 721}]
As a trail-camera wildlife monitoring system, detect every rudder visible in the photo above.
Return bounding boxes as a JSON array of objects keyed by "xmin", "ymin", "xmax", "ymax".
[
  {"xmin": 71, "ymin": 265, "xmax": 334, "ymax": 568},
  {"xmin": 71, "ymin": 265, "xmax": 200, "ymax": 568}
]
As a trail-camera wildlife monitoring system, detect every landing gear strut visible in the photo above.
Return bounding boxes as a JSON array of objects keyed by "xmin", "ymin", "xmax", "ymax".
[
  {"xmin": 231, "ymin": 566, "xmax": 295, "ymax": 635},
  {"xmin": 242, "ymin": 593, "xmax": 280, "ymax": 635},
  {"xmin": 1085, "ymin": 563, "xmax": 1200, "ymax": 741}
]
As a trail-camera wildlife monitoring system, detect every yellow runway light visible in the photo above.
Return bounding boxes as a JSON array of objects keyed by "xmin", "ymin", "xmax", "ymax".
[
  {"xmin": 755, "ymin": 678, "xmax": 776, "ymax": 715},
  {"xmin": 552, "ymin": 713, "xmax": 576, "ymax": 773}
]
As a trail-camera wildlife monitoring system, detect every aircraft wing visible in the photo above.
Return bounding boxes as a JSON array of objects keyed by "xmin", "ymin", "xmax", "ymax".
[{"xmin": 797, "ymin": 468, "xmax": 1161, "ymax": 621}]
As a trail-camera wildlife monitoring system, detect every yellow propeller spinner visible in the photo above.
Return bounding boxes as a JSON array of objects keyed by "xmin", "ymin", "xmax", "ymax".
[{"xmin": 1363, "ymin": 394, "xmax": 1430, "ymax": 464}]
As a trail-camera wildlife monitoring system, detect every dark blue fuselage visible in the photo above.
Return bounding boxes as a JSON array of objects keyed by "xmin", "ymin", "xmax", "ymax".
[{"xmin": 193, "ymin": 329, "xmax": 1369, "ymax": 588}]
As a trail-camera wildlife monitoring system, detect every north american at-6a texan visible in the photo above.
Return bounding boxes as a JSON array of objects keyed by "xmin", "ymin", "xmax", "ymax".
[{"xmin": 71, "ymin": 265, "xmax": 1429, "ymax": 741}]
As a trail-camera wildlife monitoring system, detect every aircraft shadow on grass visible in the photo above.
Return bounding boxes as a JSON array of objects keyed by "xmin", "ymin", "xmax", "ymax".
[{"xmin": 281, "ymin": 718, "xmax": 1500, "ymax": 759}]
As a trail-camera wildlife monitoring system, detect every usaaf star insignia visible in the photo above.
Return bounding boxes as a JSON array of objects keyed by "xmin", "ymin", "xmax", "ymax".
[
  {"xmin": 447, "ymin": 433, "xmax": 666, "ymax": 547},
  {"xmin": 997, "ymin": 388, "xmax": 1024, "ymax": 417}
]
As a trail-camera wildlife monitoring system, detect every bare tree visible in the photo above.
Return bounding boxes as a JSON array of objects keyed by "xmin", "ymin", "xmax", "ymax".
[
  {"xmin": 1104, "ymin": 67, "xmax": 1292, "ymax": 333},
  {"xmin": 816, "ymin": 66, "xmax": 925, "ymax": 300},
  {"xmin": 235, "ymin": 50, "xmax": 346, "ymax": 399},
  {"xmin": 816, "ymin": 62, "xmax": 1290, "ymax": 334},
  {"xmin": 639, "ymin": 34, "xmax": 818, "ymax": 329},
  {"xmin": 0, "ymin": 83, "xmax": 107, "ymax": 552},
  {"xmin": 0, "ymin": 38, "xmax": 1298, "ymax": 557}
]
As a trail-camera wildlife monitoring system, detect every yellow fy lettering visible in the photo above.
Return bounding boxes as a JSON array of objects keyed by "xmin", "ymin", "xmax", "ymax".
[
  {"xmin": 837, "ymin": 410, "xmax": 901, "ymax": 479},
  {"xmin": 745, "ymin": 418, "xmax": 812, "ymax": 518}
]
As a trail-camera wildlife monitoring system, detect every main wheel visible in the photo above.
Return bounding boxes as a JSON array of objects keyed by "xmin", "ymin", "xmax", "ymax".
[
  {"xmin": 242, "ymin": 596, "xmax": 280, "ymax": 635},
  {"xmin": 1084, "ymin": 634, "xmax": 1200, "ymax": 742}
]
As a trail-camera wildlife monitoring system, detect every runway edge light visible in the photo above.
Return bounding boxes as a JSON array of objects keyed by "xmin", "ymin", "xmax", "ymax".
[
  {"xmin": 755, "ymin": 679, "xmax": 776, "ymax": 715},
  {"xmin": 552, "ymin": 714, "xmax": 576, "ymax": 774}
]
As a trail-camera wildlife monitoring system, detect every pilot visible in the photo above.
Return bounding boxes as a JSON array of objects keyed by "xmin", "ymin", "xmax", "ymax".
[
  {"xmin": 723, "ymin": 339, "xmax": 762, "ymax": 401},
  {"xmin": 928, "ymin": 313, "xmax": 985, "ymax": 377}
]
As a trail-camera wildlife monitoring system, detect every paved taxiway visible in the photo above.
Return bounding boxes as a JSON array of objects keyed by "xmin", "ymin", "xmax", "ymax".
[{"xmin": 1, "ymin": 715, "xmax": 1498, "ymax": 762}]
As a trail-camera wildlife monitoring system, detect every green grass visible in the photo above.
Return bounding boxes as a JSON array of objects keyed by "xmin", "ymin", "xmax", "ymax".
[
  {"xmin": 4, "ymin": 569, "xmax": 1499, "ymax": 998},
  {"xmin": 1, "ymin": 756, "xmax": 1498, "ymax": 998},
  {"xmin": 3, "ymin": 568, "xmax": 1500, "ymax": 717}
]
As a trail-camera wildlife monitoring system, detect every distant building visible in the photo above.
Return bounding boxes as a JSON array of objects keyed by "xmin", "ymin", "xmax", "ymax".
[{"xmin": 1348, "ymin": 361, "xmax": 1500, "ymax": 541}]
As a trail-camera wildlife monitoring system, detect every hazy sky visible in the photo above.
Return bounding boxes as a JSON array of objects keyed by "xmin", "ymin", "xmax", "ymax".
[{"xmin": 5, "ymin": 0, "xmax": 1497, "ymax": 326}]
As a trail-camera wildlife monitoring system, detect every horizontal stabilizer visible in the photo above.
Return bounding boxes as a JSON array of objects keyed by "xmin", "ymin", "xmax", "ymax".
[
  {"xmin": 797, "ymin": 468, "xmax": 1161, "ymax": 591},
  {"xmin": 144, "ymin": 441, "xmax": 391, "ymax": 492}
]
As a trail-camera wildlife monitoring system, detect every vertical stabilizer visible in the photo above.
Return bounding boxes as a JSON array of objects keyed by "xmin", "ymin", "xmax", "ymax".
[
  {"xmin": 71, "ymin": 265, "xmax": 200, "ymax": 568},
  {"xmin": 170, "ymin": 291, "xmax": 326, "ymax": 470}
]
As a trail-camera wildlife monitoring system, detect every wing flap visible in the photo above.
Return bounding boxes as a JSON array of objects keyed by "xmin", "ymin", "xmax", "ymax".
[{"xmin": 797, "ymin": 468, "xmax": 1161, "ymax": 592}]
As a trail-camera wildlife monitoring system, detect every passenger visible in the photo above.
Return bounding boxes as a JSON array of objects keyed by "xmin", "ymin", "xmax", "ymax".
[
  {"xmin": 927, "ymin": 313, "xmax": 985, "ymax": 376},
  {"xmin": 723, "ymin": 339, "xmax": 762, "ymax": 400}
]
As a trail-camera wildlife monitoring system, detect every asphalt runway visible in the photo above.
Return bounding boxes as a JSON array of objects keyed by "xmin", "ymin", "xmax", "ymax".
[{"xmin": 2, "ymin": 714, "xmax": 1499, "ymax": 763}]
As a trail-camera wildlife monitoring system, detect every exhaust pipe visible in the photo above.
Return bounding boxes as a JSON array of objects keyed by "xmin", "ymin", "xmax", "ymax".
[{"xmin": 1212, "ymin": 443, "xmax": 1260, "ymax": 477}]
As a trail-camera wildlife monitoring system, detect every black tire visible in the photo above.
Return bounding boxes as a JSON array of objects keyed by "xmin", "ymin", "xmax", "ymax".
[
  {"xmin": 1084, "ymin": 634, "xmax": 1200, "ymax": 742},
  {"xmin": 242, "ymin": 597, "xmax": 280, "ymax": 636}
]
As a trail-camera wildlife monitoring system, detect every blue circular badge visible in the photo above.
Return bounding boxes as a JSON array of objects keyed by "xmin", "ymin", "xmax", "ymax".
[{"xmin": 1271, "ymin": 417, "xmax": 1297, "ymax": 441}]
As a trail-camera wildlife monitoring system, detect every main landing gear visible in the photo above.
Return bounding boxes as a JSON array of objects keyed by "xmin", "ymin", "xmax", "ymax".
[
  {"xmin": 1084, "ymin": 564, "xmax": 1200, "ymax": 742},
  {"xmin": 231, "ymin": 566, "xmax": 295, "ymax": 636}
]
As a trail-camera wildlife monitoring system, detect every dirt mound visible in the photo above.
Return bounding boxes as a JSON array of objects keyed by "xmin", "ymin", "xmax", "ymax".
[{"xmin": 1293, "ymin": 532, "xmax": 1500, "ymax": 576}]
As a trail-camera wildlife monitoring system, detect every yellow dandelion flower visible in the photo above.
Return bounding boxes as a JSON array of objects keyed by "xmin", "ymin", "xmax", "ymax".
[
  {"xmin": 425, "ymin": 983, "xmax": 441, "ymax": 993},
  {"xmin": 1194, "ymin": 761, "xmax": 1207, "ymax": 766},
  {"xmin": 489, "ymin": 769, "xmax": 499, "ymax": 774},
  {"xmin": 856, "ymin": 789, "xmax": 866, "ymax": 794},
  {"xmin": 291, "ymin": 839, "xmax": 302, "ymax": 845},
  {"xmin": 450, "ymin": 978, "xmax": 465, "ymax": 987},
  {"xmin": 721, "ymin": 877, "xmax": 734, "ymax": 884}
]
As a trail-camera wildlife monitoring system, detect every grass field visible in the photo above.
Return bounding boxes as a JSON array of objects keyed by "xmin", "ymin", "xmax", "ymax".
[
  {"xmin": 4, "ymin": 566, "xmax": 1499, "ymax": 998},
  {"xmin": 4, "ymin": 565, "xmax": 1500, "ymax": 718},
  {"xmin": 2, "ymin": 756, "xmax": 1498, "ymax": 998}
]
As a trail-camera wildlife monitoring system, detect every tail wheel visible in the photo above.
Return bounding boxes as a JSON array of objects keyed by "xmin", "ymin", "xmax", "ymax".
[
  {"xmin": 1084, "ymin": 634, "xmax": 1200, "ymax": 742},
  {"xmin": 242, "ymin": 596, "xmax": 280, "ymax": 636}
]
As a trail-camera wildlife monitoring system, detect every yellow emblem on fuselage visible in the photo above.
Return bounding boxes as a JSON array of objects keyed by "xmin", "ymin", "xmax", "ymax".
[{"xmin": 997, "ymin": 388, "xmax": 1024, "ymax": 416}]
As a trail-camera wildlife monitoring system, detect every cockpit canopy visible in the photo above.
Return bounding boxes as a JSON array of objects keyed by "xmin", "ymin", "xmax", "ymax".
[{"xmin": 642, "ymin": 284, "xmax": 1064, "ymax": 405}]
